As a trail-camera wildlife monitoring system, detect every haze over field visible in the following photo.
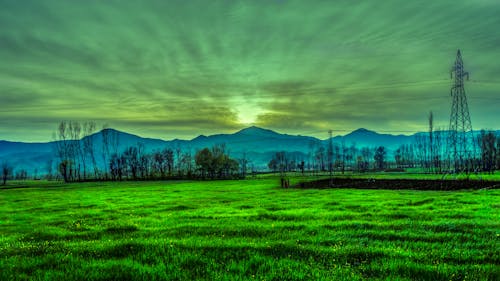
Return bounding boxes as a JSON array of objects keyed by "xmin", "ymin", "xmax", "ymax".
[{"xmin": 1, "ymin": 0, "xmax": 499, "ymax": 142}]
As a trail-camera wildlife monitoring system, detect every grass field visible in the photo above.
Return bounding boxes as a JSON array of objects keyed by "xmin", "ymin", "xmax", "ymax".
[{"xmin": 1, "ymin": 177, "xmax": 499, "ymax": 280}]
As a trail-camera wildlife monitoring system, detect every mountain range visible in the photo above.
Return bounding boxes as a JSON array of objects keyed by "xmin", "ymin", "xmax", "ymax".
[{"xmin": 1, "ymin": 126, "xmax": 497, "ymax": 175}]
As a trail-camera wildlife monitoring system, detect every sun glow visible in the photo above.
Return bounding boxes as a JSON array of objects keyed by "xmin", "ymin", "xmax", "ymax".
[{"xmin": 235, "ymin": 103, "xmax": 263, "ymax": 125}]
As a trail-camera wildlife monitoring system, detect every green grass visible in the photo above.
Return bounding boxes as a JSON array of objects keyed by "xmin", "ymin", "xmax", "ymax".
[{"xmin": 1, "ymin": 178, "xmax": 499, "ymax": 280}]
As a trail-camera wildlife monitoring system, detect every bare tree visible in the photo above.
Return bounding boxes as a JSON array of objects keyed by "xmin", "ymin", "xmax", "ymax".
[
  {"xmin": 181, "ymin": 149, "xmax": 193, "ymax": 177},
  {"xmin": 340, "ymin": 140, "xmax": 347, "ymax": 174},
  {"xmin": 109, "ymin": 153, "xmax": 124, "ymax": 181},
  {"xmin": 429, "ymin": 111, "xmax": 434, "ymax": 173},
  {"xmin": 175, "ymin": 145, "xmax": 182, "ymax": 176},
  {"xmin": 1, "ymin": 162, "xmax": 13, "ymax": 185},
  {"xmin": 478, "ymin": 130, "xmax": 497, "ymax": 173},
  {"xmin": 414, "ymin": 134, "xmax": 428, "ymax": 171},
  {"xmin": 15, "ymin": 169, "xmax": 28, "ymax": 181},
  {"xmin": 239, "ymin": 152, "xmax": 248, "ymax": 178},
  {"xmin": 497, "ymin": 136, "xmax": 500, "ymax": 171},
  {"xmin": 360, "ymin": 147, "xmax": 372, "ymax": 171},
  {"xmin": 83, "ymin": 121, "xmax": 98, "ymax": 179},
  {"xmin": 55, "ymin": 121, "xmax": 73, "ymax": 182},
  {"xmin": 69, "ymin": 121, "xmax": 83, "ymax": 180},
  {"xmin": 315, "ymin": 145, "xmax": 326, "ymax": 172},
  {"xmin": 101, "ymin": 125, "xmax": 111, "ymax": 179},
  {"xmin": 102, "ymin": 126, "xmax": 120, "ymax": 180},
  {"xmin": 433, "ymin": 128, "xmax": 444, "ymax": 173},
  {"xmin": 46, "ymin": 159, "xmax": 53, "ymax": 180},
  {"xmin": 164, "ymin": 148, "xmax": 174, "ymax": 176},
  {"xmin": 374, "ymin": 146, "xmax": 386, "ymax": 170}
]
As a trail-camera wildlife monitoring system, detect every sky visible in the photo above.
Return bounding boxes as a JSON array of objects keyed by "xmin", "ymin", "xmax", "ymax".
[{"xmin": 1, "ymin": 0, "xmax": 499, "ymax": 142}]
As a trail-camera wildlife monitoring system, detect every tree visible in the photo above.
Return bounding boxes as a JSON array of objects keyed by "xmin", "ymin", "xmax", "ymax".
[
  {"xmin": 478, "ymin": 130, "xmax": 497, "ymax": 173},
  {"xmin": 153, "ymin": 150, "xmax": 166, "ymax": 178},
  {"xmin": 175, "ymin": 145, "xmax": 182, "ymax": 176},
  {"xmin": 123, "ymin": 146, "xmax": 141, "ymax": 180},
  {"xmin": 15, "ymin": 169, "xmax": 28, "ymax": 181},
  {"xmin": 394, "ymin": 148, "xmax": 403, "ymax": 169},
  {"xmin": 195, "ymin": 148, "xmax": 212, "ymax": 179},
  {"xmin": 194, "ymin": 145, "xmax": 238, "ymax": 179},
  {"xmin": 298, "ymin": 160, "xmax": 305, "ymax": 175},
  {"xmin": 211, "ymin": 144, "xmax": 227, "ymax": 178},
  {"xmin": 1, "ymin": 162, "xmax": 13, "ymax": 185},
  {"xmin": 268, "ymin": 158, "xmax": 278, "ymax": 173},
  {"xmin": 55, "ymin": 121, "xmax": 72, "ymax": 182},
  {"xmin": 164, "ymin": 148, "xmax": 174, "ymax": 176},
  {"xmin": 414, "ymin": 134, "xmax": 428, "ymax": 171},
  {"xmin": 267, "ymin": 151, "xmax": 290, "ymax": 188},
  {"xmin": 180, "ymin": 150, "xmax": 194, "ymax": 177},
  {"xmin": 340, "ymin": 141, "xmax": 347, "ymax": 174},
  {"xmin": 46, "ymin": 159, "xmax": 53, "ymax": 180},
  {"xmin": 433, "ymin": 129, "xmax": 444, "ymax": 173},
  {"xmin": 102, "ymin": 126, "xmax": 119, "ymax": 180},
  {"xmin": 315, "ymin": 145, "xmax": 326, "ymax": 172},
  {"xmin": 58, "ymin": 160, "xmax": 72, "ymax": 183},
  {"xmin": 429, "ymin": 111, "xmax": 434, "ymax": 173},
  {"xmin": 374, "ymin": 146, "xmax": 386, "ymax": 170},
  {"xmin": 496, "ymin": 136, "xmax": 500, "ymax": 170},
  {"xmin": 239, "ymin": 152, "xmax": 248, "ymax": 178},
  {"xmin": 360, "ymin": 147, "xmax": 372, "ymax": 172},
  {"xmin": 83, "ymin": 121, "xmax": 98, "ymax": 179}
]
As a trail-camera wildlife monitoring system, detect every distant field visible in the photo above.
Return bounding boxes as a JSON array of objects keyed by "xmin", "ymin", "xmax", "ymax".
[{"xmin": 1, "ymin": 178, "xmax": 499, "ymax": 280}]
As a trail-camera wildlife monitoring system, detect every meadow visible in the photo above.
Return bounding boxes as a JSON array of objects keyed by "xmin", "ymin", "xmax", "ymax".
[{"xmin": 0, "ymin": 177, "xmax": 499, "ymax": 280}]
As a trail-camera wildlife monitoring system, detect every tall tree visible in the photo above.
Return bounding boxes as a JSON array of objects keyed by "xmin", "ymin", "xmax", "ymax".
[
  {"xmin": 55, "ymin": 121, "xmax": 73, "ymax": 182},
  {"xmin": 239, "ymin": 152, "xmax": 248, "ymax": 178},
  {"xmin": 1, "ymin": 162, "xmax": 13, "ymax": 185},
  {"xmin": 83, "ymin": 121, "xmax": 98, "ymax": 179},
  {"xmin": 496, "ymin": 136, "xmax": 500, "ymax": 170},
  {"xmin": 374, "ymin": 146, "xmax": 387, "ymax": 170},
  {"xmin": 429, "ymin": 111, "xmax": 434, "ymax": 173},
  {"xmin": 478, "ymin": 130, "xmax": 497, "ymax": 173},
  {"xmin": 195, "ymin": 148, "xmax": 212, "ymax": 179}
]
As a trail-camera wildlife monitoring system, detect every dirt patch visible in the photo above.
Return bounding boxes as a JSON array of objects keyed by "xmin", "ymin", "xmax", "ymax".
[{"xmin": 294, "ymin": 178, "xmax": 500, "ymax": 191}]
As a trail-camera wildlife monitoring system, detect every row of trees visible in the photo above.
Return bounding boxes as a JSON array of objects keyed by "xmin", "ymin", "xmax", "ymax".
[
  {"xmin": 4, "ymin": 120, "xmax": 497, "ymax": 185},
  {"xmin": 413, "ymin": 127, "xmax": 500, "ymax": 174},
  {"xmin": 267, "ymin": 129, "xmax": 500, "ymax": 175},
  {"xmin": 0, "ymin": 162, "xmax": 43, "ymax": 185},
  {"xmin": 53, "ymin": 121, "xmax": 241, "ymax": 182},
  {"xmin": 55, "ymin": 121, "xmax": 101, "ymax": 182},
  {"xmin": 105, "ymin": 143, "xmax": 239, "ymax": 181},
  {"xmin": 268, "ymin": 145, "xmax": 389, "ymax": 174}
]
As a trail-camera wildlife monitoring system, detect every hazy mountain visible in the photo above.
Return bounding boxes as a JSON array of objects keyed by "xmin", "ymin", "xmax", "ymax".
[
  {"xmin": 331, "ymin": 128, "xmax": 414, "ymax": 148},
  {"xmin": 1, "ymin": 127, "xmax": 498, "ymax": 175}
]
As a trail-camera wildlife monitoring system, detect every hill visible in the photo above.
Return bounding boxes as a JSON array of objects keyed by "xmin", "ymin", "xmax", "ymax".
[{"xmin": 1, "ymin": 127, "xmax": 497, "ymax": 175}]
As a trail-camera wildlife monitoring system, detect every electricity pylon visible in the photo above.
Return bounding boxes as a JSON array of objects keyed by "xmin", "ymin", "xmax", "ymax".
[
  {"xmin": 328, "ymin": 130, "xmax": 333, "ymax": 186},
  {"xmin": 448, "ymin": 49, "xmax": 475, "ymax": 173}
]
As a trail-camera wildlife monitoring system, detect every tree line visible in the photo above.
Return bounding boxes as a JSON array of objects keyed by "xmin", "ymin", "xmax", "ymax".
[
  {"xmin": 51, "ymin": 121, "xmax": 241, "ymax": 182},
  {"xmin": 267, "ymin": 130, "xmax": 500, "ymax": 175},
  {"xmin": 267, "ymin": 144, "xmax": 389, "ymax": 175},
  {"xmin": 2, "ymin": 121, "xmax": 500, "ymax": 185}
]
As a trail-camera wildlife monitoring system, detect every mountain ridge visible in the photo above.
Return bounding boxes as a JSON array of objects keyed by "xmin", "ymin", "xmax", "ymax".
[{"xmin": 1, "ymin": 126, "xmax": 499, "ymax": 174}]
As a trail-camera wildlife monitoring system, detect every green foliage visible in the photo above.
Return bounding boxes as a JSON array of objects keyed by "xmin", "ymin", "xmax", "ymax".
[
  {"xmin": 194, "ymin": 145, "xmax": 239, "ymax": 179},
  {"xmin": 0, "ymin": 179, "xmax": 499, "ymax": 280}
]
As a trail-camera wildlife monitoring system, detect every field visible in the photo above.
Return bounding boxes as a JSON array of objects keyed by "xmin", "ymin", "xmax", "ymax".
[{"xmin": 1, "ymin": 177, "xmax": 499, "ymax": 280}]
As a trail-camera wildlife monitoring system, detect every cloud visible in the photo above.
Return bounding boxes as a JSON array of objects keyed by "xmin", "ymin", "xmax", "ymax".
[{"xmin": 0, "ymin": 0, "xmax": 499, "ymax": 141}]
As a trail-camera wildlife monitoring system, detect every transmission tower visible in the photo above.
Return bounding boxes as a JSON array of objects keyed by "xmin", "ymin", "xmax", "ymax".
[
  {"xmin": 448, "ymin": 49, "xmax": 475, "ymax": 173},
  {"xmin": 328, "ymin": 130, "xmax": 333, "ymax": 186}
]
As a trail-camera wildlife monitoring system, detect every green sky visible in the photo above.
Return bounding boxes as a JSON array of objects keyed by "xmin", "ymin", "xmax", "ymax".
[{"xmin": 1, "ymin": 0, "xmax": 499, "ymax": 142}]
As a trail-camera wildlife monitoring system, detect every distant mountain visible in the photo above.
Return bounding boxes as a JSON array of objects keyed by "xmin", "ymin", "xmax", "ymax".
[
  {"xmin": 1, "ymin": 127, "xmax": 498, "ymax": 175},
  {"xmin": 331, "ymin": 128, "xmax": 414, "ymax": 148}
]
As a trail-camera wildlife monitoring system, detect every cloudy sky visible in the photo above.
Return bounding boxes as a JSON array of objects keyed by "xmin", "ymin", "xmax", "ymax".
[{"xmin": 1, "ymin": 0, "xmax": 499, "ymax": 142}]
